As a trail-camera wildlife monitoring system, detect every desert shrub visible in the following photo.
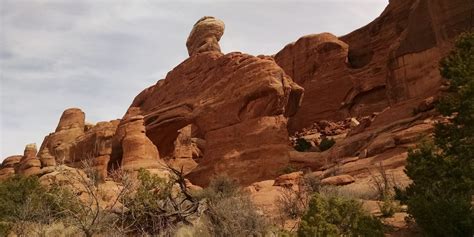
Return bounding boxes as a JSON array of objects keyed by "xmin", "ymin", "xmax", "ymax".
[
  {"xmin": 0, "ymin": 222, "xmax": 11, "ymax": 237},
  {"xmin": 302, "ymin": 173, "xmax": 321, "ymax": 194},
  {"xmin": 319, "ymin": 137, "xmax": 335, "ymax": 151},
  {"xmin": 277, "ymin": 173, "xmax": 321, "ymax": 221},
  {"xmin": 120, "ymin": 168, "xmax": 179, "ymax": 235},
  {"xmin": 200, "ymin": 175, "xmax": 268, "ymax": 236},
  {"xmin": 298, "ymin": 194, "xmax": 384, "ymax": 237},
  {"xmin": 399, "ymin": 32, "xmax": 474, "ymax": 237},
  {"xmin": 0, "ymin": 175, "xmax": 68, "ymax": 236},
  {"xmin": 369, "ymin": 163, "xmax": 399, "ymax": 217},
  {"xmin": 295, "ymin": 138, "xmax": 312, "ymax": 152},
  {"xmin": 378, "ymin": 198, "xmax": 397, "ymax": 218}
]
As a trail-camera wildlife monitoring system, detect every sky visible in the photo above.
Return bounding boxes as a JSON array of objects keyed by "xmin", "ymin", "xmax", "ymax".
[{"xmin": 0, "ymin": 0, "xmax": 388, "ymax": 159}]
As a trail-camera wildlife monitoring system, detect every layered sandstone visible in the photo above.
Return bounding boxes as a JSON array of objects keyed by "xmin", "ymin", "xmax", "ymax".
[
  {"xmin": 38, "ymin": 108, "xmax": 86, "ymax": 165},
  {"xmin": 1, "ymin": 0, "xmax": 472, "ymax": 193},
  {"xmin": 119, "ymin": 115, "xmax": 163, "ymax": 171},
  {"xmin": 275, "ymin": 0, "xmax": 474, "ymax": 133},
  {"xmin": 0, "ymin": 155, "xmax": 22, "ymax": 180},
  {"xmin": 186, "ymin": 16, "xmax": 225, "ymax": 56},
  {"xmin": 17, "ymin": 143, "xmax": 41, "ymax": 176},
  {"xmin": 114, "ymin": 17, "xmax": 303, "ymax": 185}
]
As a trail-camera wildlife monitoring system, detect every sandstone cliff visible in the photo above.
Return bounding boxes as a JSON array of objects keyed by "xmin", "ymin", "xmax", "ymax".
[{"xmin": 1, "ymin": 0, "xmax": 472, "ymax": 191}]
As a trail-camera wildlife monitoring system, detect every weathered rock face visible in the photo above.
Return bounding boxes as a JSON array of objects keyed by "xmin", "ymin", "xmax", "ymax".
[
  {"xmin": 186, "ymin": 16, "xmax": 225, "ymax": 56},
  {"xmin": 17, "ymin": 144, "xmax": 41, "ymax": 176},
  {"xmin": 187, "ymin": 115, "xmax": 292, "ymax": 186},
  {"xmin": 0, "ymin": 155, "xmax": 22, "ymax": 180},
  {"xmin": 119, "ymin": 115, "xmax": 163, "ymax": 171},
  {"xmin": 70, "ymin": 120, "xmax": 119, "ymax": 178},
  {"xmin": 38, "ymin": 108, "xmax": 86, "ymax": 165},
  {"xmin": 275, "ymin": 0, "xmax": 474, "ymax": 133},
  {"xmin": 168, "ymin": 124, "xmax": 198, "ymax": 175},
  {"xmin": 34, "ymin": 108, "xmax": 119, "ymax": 179},
  {"xmin": 120, "ymin": 16, "xmax": 303, "ymax": 185}
]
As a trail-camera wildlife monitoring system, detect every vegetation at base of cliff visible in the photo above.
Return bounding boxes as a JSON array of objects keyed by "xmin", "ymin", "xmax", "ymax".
[
  {"xmin": 297, "ymin": 194, "xmax": 384, "ymax": 237},
  {"xmin": 295, "ymin": 138, "xmax": 312, "ymax": 152},
  {"xmin": 319, "ymin": 137, "xmax": 335, "ymax": 152},
  {"xmin": 0, "ymin": 175, "xmax": 73, "ymax": 237},
  {"xmin": 194, "ymin": 175, "xmax": 269, "ymax": 236},
  {"xmin": 0, "ymin": 169, "xmax": 268, "ymax": 237},
  {"xmin": 397, "ymin": 32, "xmax": 474, "ymax": 237}
]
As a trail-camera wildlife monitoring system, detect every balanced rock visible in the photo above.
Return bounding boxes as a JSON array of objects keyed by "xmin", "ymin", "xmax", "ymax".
[
  {"xmin": 124, "ymin": 16, "xmax": 303, "ymax": 185},
  {"xmin": 186, "ymin": 16, "xmax": 225, "ymax": 56}
]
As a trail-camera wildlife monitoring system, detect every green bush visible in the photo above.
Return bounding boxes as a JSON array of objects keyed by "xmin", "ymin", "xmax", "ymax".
[
  {"xmin": 298, "ymin": 194, "xmax": 384, "ymax": 237},
  {"xmin": 400, "ymin": 32, "xmax": 474, "ymax": 237},
  {"xmin": 0, "ymin": 175, "xmax": 72, "ymax": 236},
  {"xmin": 295, "ymin": 138, "xmax": 312, "ymax": 152},
  {"xmin": 0, "ymin": 175, "xmax": 61, "ymax": 222},
  {"xmin": 319, "ymin": 138, "xmax": 335, "ymax": 151},
  {"xmin": 378, "ymin": 198, "xmax": 397, "ymax": 218}
]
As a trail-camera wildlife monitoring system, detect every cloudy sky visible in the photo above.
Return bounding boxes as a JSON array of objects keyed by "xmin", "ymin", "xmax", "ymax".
[{"xmin": 0, "ymin": 0, "xmax": 387, "ymax": 159}]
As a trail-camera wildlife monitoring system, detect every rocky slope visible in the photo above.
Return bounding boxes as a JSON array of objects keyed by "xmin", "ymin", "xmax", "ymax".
[{"xmin": 1, "ymin": 2, "xmax": 473, "ymax": 229}]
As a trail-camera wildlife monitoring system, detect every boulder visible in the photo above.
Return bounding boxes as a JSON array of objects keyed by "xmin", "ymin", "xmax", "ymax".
[
  {"xmin": 273, "ymin": 171, "xmax": 303, "ymax": 188},
  {"xmin": 186, "ymin": 16, "xmax": 225, "ymax": 56},
  {"xmin": 321, "ymin": 174, "xmax": 355, "ymax": 186}
]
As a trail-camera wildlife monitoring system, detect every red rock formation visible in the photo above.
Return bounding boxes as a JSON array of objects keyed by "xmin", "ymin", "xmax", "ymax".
[
  {"xmin": 38, "ymin": 108, "xmax": 86, "ymax": 165},
  {"xmin": 186, "ymin": 16, "xmax": 225, "ymax": 56},
  {"xmin": 275, "ymin": 0, "xmax": 474, "ymax": 133},
  {"xmin": 17, "ymin": 143, "xmax": 41, "ymax": 176},
  {"xmin": 0, "ymin": 155, "xmax": 22, "ymax": 180},
  {"xmin": 168, "ymin": 124, "xmax": 198, "ymax": 175},
  {"xmin": 120, "ymin": 115, "xmax": 163, "ymax": 171},
  {"xmin": 118, "ymin": 17, "xmax": 303, "ymax": 185}
]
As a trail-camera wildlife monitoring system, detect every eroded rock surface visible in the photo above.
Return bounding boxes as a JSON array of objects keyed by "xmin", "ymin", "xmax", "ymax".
[
  {"xmin": 275, "ymin": 0, "xmax": 474, "ymax": 133},
  {"xmin": 17, "ymin": 143, "xmax": 41, "ymax": 176},
  {"xmin": 186, "ymin": 16, "xmax": 225, "ymax": 56}
]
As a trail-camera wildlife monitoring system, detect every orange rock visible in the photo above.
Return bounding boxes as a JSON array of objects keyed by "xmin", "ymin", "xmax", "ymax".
[
  {"xmin": 0, "ymin": 155, "xmax": 22, "ymax": 180},
  {"xmin": 55, "ymin": 108, "xmax": 85, "ymax": 132},
  {"xmin": 321, "ymin": 174, "xmax": 355, "ymax": 186},
  {"xmin": 38, "ymin": 108, "xmax": 86, "ymax": 165},
  {"xmin": 186, "ymin": 16, "xmax": 225, "ymax": 56},
  {"xmin": 17, "ymin": 143, "xmax": 41, "ymax": 176},
  {"xmin": 168, "ymin": 125, "xmax": 198, "ymax": 174},
  {"xmin": 120, "ymin": 116, "xmax": 163, "ymax": 171},
  {"xmin": 273, "ymin": 171, "xmax": 303, "ymax": 188},
  {"xmin": 187, "ymin": 115, "xmax": 293, "ymax": 186},
  {"xmin": 275, "ymin": 0, "xmax": 474, "ymax": 133},
  {"xmin": 367, "ymin": 133, "xmax": 396, "ymax": 156},
  {"xmin": 123, "ymin": 17, "xmax": 303, "ymax": 185}
]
